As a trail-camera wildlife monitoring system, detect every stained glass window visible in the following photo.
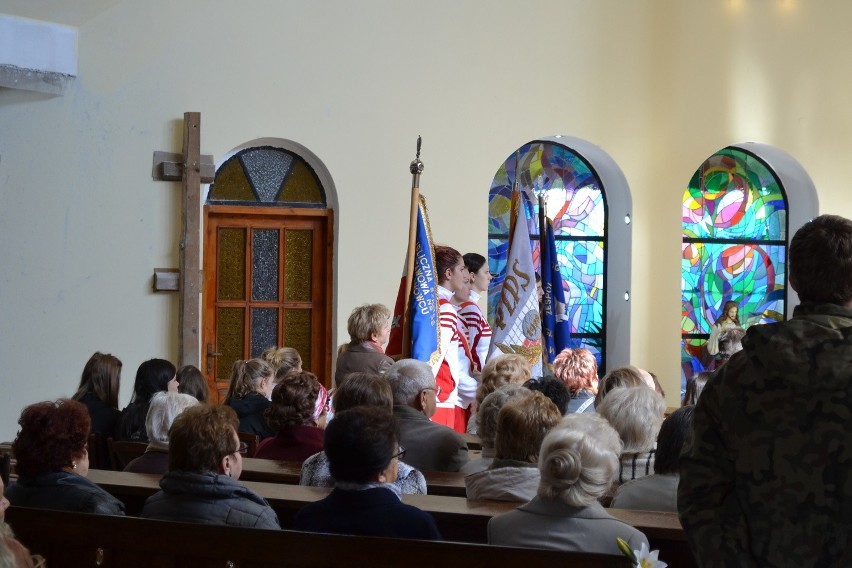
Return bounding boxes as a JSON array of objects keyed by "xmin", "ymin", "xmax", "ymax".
[
  {"xmin": 209, "ymin": 146, "xmax": 326, "ymax": 206},
  {"xmin": 681, "ymin": 147, "xmax": 787, "ymax": 376},
  {"xmin": 488, "ymin": 141, "xmax": 607, "ymax": 368}
]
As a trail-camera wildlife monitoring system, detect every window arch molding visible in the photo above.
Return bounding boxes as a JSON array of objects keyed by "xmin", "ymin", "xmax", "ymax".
[{"xmin": 487, "ymin": 135, "xmax": 633, "ymax": 371}]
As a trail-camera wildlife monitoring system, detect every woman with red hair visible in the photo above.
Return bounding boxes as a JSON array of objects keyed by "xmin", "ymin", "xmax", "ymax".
[
  {"xmin": 552, "ymin": 348, "xmax": 599, "ymax": 414},
  {"xmin": 5, "ymin": 399, "xmax": 125, "ymax": 515}
]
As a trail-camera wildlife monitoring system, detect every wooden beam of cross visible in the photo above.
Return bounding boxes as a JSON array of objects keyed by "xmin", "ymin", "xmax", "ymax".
[{"xmin": 151, "ymin": 112, "xmax": 214, "ymax": 368}]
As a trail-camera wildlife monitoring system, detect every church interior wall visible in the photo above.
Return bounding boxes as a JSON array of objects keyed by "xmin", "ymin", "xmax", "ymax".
[{"xmin": 0, "ymin": 0, "xmax": 849, "ymax": 440}]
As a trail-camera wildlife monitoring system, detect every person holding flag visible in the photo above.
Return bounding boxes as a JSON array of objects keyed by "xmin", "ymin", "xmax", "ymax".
[
  {"xmin": 457, "ymin": 253, "xmax": 493, "ymax": 373},
  {"xmin": 433, "ymin": 245, "xmax": 478, "ymax": 433}
]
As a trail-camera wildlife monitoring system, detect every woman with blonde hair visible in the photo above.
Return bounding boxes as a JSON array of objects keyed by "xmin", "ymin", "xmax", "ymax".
[
  {"xmin": 261, "ymin": 346, "xmax": 302, "ymax": 380},
  {"xmin": 334, "ymin": 304, "xmax": 394, "ymax": 385},
  {"xmin": 596, "ymin": 385, "xmax": 666, "ymax": 484},
  {"xmin": 552, "ymin": 347, "xmax": 598, "ymax": 414},
  {"xmin": 224, "ymin": 359, "xmax": 275, "ymax": 440},
  {"xmin": 467, "ymin": 353, "xmax": 532, "ymax": 434},
  {"xmin": 488, "ymin": 413, "xmax": 648, "ymax": 554}
]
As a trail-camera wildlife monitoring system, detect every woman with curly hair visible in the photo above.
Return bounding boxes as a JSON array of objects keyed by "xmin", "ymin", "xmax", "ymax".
[
  {"xmin": 6, "ymin": 399, "xmax": 125, "ymax": 515},
  {"xmin": 552, "ymin": 347, "xmax": 599, "ymax": 414},
  {"xmin": 254, "ymin": 371, "xmax": 327, "ymax": 462}
]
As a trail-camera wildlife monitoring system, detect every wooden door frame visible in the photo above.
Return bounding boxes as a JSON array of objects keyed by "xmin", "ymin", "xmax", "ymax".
[{"xmin": 202, "ymin": 204, "xmax": 334, "ymax": 401}]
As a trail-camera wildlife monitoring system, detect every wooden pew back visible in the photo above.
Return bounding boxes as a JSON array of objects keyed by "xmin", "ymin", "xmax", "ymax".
[{"xmin": 5, "ymin": 506, "xmax": 632, "ymax": 568}]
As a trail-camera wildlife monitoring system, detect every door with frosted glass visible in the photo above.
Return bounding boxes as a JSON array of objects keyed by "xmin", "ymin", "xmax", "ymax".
[{"xmin": 202, "ymin": 206, "xmax": 333, "ymax": 402}]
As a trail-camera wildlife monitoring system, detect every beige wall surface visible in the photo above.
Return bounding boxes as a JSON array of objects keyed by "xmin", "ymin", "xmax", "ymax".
[{"xmin": 1, "ymin": 0, "xmax": 850, "ymax": 441}]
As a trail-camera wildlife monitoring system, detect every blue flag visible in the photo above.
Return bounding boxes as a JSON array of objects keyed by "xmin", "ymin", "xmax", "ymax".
[
  {"xmin": 541, "ymin": 217, "xmax": 571, "ymax": 364},
  {"xmin": 387, "ymin": 196, "xmax": 439, "ymax": 364}
]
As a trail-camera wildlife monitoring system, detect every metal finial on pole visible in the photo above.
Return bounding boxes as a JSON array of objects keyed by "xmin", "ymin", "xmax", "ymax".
[{"xmin": 410, "ymin": 135, "xmax": 424, "ymax": 183}]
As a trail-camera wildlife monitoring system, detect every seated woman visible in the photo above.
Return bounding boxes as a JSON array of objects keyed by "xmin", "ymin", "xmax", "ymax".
[
  {"xmin": 460, "ymin": 384, "xmax": 529, "ymax": 475},
  {"xmin": 71, "ymin": 351, "xmax": 123, "ymax": 468},
  {"xmin": 176, "ymin": 364, "xmax": 209, "ymax": 403},
  {"xmin": 594, "ymin": 365, "xmax": 646, "ymax": 407},
  {"xmin": 6, "ymin": 399, "xmax": 125, "ymax": 515},
  {"xmin": 140, "ymin": 404, "xmax": 279, "ymax": 529},
  {"xmin": 300, "ymin": 372, "xmax": 427, "ymax": 494},
  {"xmin": 523, "ymin": 376, "xmax": 570, "ymax": 416},
  {"xmin": 224, "ymin": 359, "xmax": 275, "ymax": 440},
  {"xmin": 116, "ymin": 358, "xmax": 177, "ymax": 442},
  {"xmin": 467, "ymin": 353, "xmax": 531, "ymax": 434},
  {"xmin": 334, "ymin": 304, "xmax": 394, "ymax": 386},
  {"xmin": 612, "ymin": 405, "xmax": 694, "ymax": 512},
  {"xmin": 293, "ymin": 406, "xmax": 441, "ymax": 540},
  {"xmin": 596, "ymin": 386, "xmax": 666, "ymax": 485},
  {"xmin": 1, "ymin": 475, "xmax": 39, "ymax": 568},
  {"xmin": 262, "ymin": 346, "xmax": 302, "ymax": 380},
  {"xmin": 124, "ymin": 392, "xmax": 199, "ymax": 474},
  {"xmin": 488, "ymin": 413, "xmax": 648, "ymax": 554},
  {"xmin": 465, "ymin": 392, "xmax": 561, "ymax": 502},
  {"xmin": 552, "ymin": 347, "xmax": 599, "ymax": 414},
  {"xmin": 255, "ymin": 372, "xmax": 326, "ymax": 462}
]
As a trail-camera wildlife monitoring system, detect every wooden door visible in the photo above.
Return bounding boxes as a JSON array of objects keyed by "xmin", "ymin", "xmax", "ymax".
[{"xmin": 202, "ymin": 205, "xmax": 333, "ymax": 402}]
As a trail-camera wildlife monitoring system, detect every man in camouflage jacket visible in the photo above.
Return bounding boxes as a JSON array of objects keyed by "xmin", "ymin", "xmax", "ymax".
[{"xmin": 678, "ymin": 214, "xmax": 852, "ymax": 567}]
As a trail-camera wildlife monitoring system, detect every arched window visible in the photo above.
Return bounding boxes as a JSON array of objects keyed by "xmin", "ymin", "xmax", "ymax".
[
  {"xmin": 681, "ymin": 143, "xmax": 817, "ymax": 378},
  {"xmin": 488, "ymin": 136, "xmax": 632, "ymax": 371},
  {"xmin": 202, "ymin": 141, "xmax": 336, "ymax": 399}
]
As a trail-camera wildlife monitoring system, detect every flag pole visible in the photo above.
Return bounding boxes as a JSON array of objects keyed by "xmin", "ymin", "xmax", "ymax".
[
  {"xmin": 538, "ymin": 192, "xmax": 547, "ymax": 343},
  {"xmin": 402, "ymin": 136, "xmax": 424, "ymax": 358}
]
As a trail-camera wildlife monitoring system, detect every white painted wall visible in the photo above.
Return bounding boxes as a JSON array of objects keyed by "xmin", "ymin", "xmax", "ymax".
[{"xmin": 1, "ymin": 0, "xmax": 850, "ymax": 441}]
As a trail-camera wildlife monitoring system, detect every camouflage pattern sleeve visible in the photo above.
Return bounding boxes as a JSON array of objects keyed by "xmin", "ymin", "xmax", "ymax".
[{"xmin": 677, "ymin": 363, "xmax": 759, "ymax": 568}]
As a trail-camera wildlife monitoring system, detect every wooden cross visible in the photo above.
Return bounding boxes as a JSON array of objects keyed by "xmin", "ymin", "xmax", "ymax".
[{"xmin": 151, "ymin": 112, "xmax": 214, "ymax": 367}]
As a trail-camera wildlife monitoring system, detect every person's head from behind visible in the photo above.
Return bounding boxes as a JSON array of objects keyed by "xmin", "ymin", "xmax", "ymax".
[
  {"xmin": 145, "ymin": 391, "xmax": 199, "ymax": 444},
  {"xmin": 225, "ymin": 358, "xmax": 274, "ymax": 402},
  {"xmin": 654, "ymin": 405, "xmax": 695, "ymax": 475},
  {"xmin": 73, "ymin": 351, "xmax": 122, "ymax": 409},
  {"xmin": 131, "ymin": 358, "xmax": 177, "ymax": 405},
  {"xmin": 718, "ymin": 327, "xmax": 746, "ymax": 364},
  {"xmin": 596, "ymin": 386, "xmax": 666, "ymax": 454},
  {"xmin": 347, "ymin": 304, "xmax": 392, "ymax": 347},
  {"xmin": 333, "ymin": 372, "xmax": 393, "ymax": 413},
  {"xmin": 325, "ymin": 407, "xmax": 399, "ymax": 484},
  {"xmin": 523, "ymin": 376, "xmax": 570, "ymax": 415},
  {"xmin": 496, "ymin": 392, "xmax": 561, "ymax": 463},
  {"xmin": 262, "ymin": 346, "xmax": 303, "ymax": 377},
  {"xmin": 434, "ymin": 245, "xmax": 466, "ymax": 292},
  {"xmin": 176, "ymin": 365, "xmax": 209, "ymax": 403},
  {"xmin": 13, "ymin": 399, "xmax": 91, "ymax": 477},
  {"xmin": 538, "ymin": 413, "xmax": 623, "ymax": 506},
  {"xmin": 552, "ymin": 347, "xmax": 598, "ymax": 395},
  {"xmin": 476, "ymin": 354, "xmax": 532, "ymax": 405},
  {"xmin": 594, "ymin": 365, "xmax": 646, "ymax": 407},
  {"xmin": 477, "ymin": 385, "xmax": 530, "ymax": 450},
  {"xmin": 385, "ymin": 359, "xmax": 437, "ymax": 417},
  {"xmin": 790, "ymin": 214, "xmax": 852, "ymax": 306},
  {"xmin": 683, "ymin": 371, "xmax": 711, "ymax": 406},
  {"xmin": 265, "ymin": 371, "xmax": 321, "ymax": 431},
  {"xmin": 168, "ymin": 404, "xmax": 243, "ymax": 478}
]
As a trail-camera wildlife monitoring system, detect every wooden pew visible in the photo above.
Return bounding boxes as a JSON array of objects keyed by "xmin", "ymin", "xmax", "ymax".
[
  {"xmin": 85, "ymin": 469, "xmax": 694, "ymax": 566},
  {"xmin": 239, "ymin": 457, "xmax": 468, "ymax": 497},
  {"xmin": 5, "ymin": 506, "xmax": 632, "ymax": 568}
]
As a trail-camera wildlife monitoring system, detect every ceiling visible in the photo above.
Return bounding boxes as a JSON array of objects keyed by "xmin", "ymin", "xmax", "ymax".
[{"xmin": 0, "ymin": 0, "xmax": 119, "ymax": 27}]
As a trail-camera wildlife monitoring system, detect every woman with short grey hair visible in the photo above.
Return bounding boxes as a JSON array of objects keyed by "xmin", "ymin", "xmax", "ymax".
[
  {"xmin": 487, "ymin": 413, "xmax": 648, "ymax": 555},
  {"xmin": 124, "ymin": 391, "xmax": 198, "ymax": 474}
]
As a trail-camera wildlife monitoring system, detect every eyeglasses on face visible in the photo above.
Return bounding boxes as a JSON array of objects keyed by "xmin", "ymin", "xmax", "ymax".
[
  {"xmin": 392, "ymin": 446, "xmax": 406, "ymax": 460},
  {"xmin": 234, "ymin": 441, "xmax": 249, "ymax": 455},
  {"xmin": 423, "ymin": 386, "xmax": 442, "ymax": 396}
]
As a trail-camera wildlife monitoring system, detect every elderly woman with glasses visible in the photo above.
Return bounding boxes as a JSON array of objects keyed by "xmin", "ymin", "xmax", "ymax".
[
  {"xmin": 140, "ymin": 404, "xmax": 279, "ymax": 529},
  {"xmin": 294, "ymin": 406, "xmax": 441, "ymax": 540}
]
